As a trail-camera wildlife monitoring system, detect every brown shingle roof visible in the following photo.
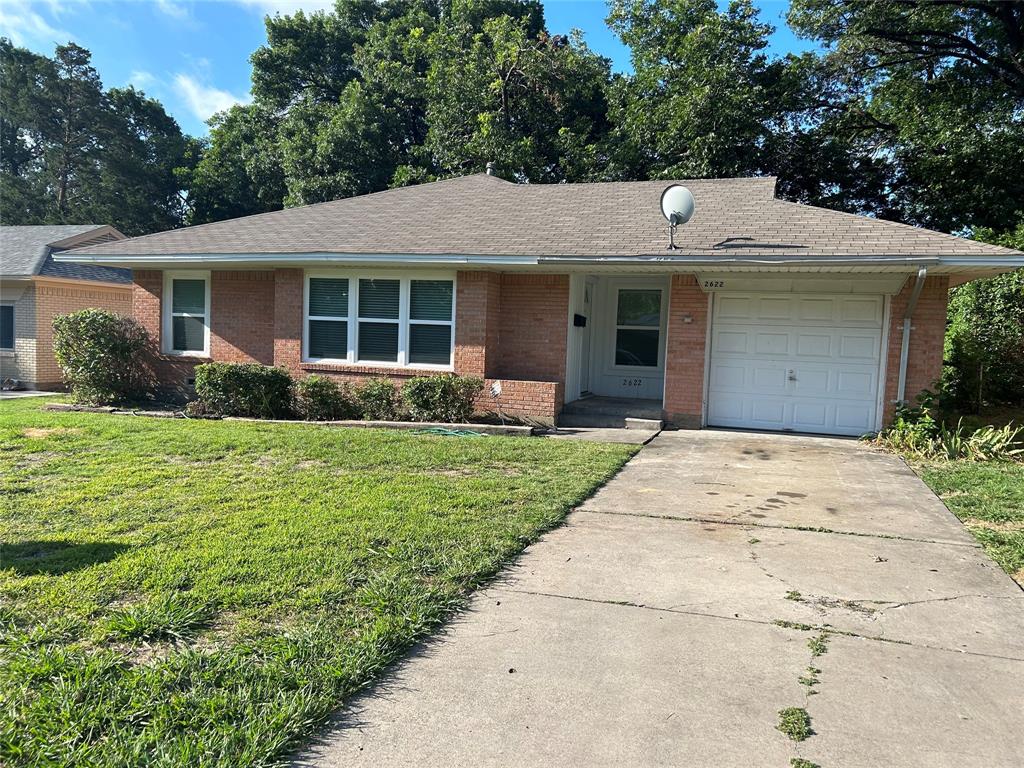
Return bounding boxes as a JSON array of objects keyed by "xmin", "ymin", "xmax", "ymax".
[{"xmin": 67, "ymin": 174, "xmax": 1022, "ymax": 260}]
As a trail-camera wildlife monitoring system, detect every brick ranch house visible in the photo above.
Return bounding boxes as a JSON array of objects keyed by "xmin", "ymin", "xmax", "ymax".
[
  {"xmin": 59, "ymin": 174, "xmax": 1024, "ymax": 436},
  {"xmin": 1, "ymin": 225, "xmax": 130, "ymax": 390}
]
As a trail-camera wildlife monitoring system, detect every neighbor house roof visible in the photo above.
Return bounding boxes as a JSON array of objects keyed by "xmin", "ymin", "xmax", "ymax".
[
  {"xmin": 62, "ymin": 174, "xmax": 1023, "ymax": 264},
  {"xmin": 1, "ymin": 225, "xmax": 130, "ymax": 283}
]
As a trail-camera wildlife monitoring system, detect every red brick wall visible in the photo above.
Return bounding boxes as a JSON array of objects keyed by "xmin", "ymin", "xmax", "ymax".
[
  {"xmin": 454, "ymin": 271, "xmax": 501, "ymax": 377},
  {"xmin": 495, "ymin": 274, "xmax": 569, "ymax": 383},
  {"xmin": 475, "ymin": 378, "xmax": 563, "ymax": 426},
  {"xmin": 662, "ymin": 275, "xmax": 708, "ymax": 428},
  {"xmin": 883, "ymin": 276, "xmax": 950, "ymax": 423},
  {"xmin": 210, "ymin": 271, "xmax": 275, "ymax": 364},
  {"xmin": 273, "ymin": 268, "xmax": 303, "ymax": 374}
]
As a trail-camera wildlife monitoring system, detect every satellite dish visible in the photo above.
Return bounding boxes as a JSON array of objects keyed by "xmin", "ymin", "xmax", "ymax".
[{"xmin": 660, "ymin": 185, "xmax": 695, "ymax": 225}]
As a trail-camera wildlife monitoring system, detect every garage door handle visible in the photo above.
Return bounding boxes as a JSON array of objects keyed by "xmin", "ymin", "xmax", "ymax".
[{"xmin": 787, "ymin": 369, "xmax": 797, "ymax": 381}]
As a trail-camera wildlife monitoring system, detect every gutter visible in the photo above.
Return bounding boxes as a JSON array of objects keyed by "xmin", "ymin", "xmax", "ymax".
[{"xmin": 896, "ymin": 266, "xmax": 928, "ymax": 405}]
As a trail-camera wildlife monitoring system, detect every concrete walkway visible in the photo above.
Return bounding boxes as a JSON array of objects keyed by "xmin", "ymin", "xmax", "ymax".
[{"xmin": 297, "ymin": 430, "xmax": 1024, "ymax": 768}]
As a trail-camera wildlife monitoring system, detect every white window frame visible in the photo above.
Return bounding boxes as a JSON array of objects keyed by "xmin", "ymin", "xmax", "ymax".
[
  {"xmin": 611, "ymin": 285, "xmax": 666, "ymax": 372},
  {"xmin": 162, "ymin": 271, "xmax": 211, "ymax": 357},
  {"xmin": 0, "ymin": 302, "xmax": 14, "ymax": 351},
  {"xmin": 303, "ymin": 270, "xmax": 456, "ymax": 370}
]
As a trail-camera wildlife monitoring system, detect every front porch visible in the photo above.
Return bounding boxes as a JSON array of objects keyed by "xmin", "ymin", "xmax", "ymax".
[{"xmin": 559, "ymin": 395, "xmax": 664, "ymax": 429}]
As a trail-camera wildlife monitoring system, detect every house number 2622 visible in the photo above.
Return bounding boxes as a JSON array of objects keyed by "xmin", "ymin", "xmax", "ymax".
[{"xmin": 622, "ymin": 378, "xmax": 643, "ymax": 387}]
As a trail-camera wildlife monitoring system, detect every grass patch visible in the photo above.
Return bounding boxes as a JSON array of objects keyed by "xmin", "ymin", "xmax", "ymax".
[
  {"xmin": 917, "ymin": 460, "xmax": 1024, "ymax": 585},
  {"xmin": 791, "ymin": 759, "xmax": 821, "ymax": 768},
  {"xmin": 0, "ymin": 398, "xmax": 635, "ymax": 766},
  {"xmin": 777, "ymin": 707, "xmax": 813, "ymax": 741}
]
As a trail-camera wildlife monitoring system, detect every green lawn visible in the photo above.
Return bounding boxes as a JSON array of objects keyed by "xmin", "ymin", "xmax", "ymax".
[
  {"xmin": 917, "ymin": 461, "xmax": 1024, "ymax": 586},
  {"xmin": 0, "ymin": 398, "xmax": 635, "ymax": 767}
]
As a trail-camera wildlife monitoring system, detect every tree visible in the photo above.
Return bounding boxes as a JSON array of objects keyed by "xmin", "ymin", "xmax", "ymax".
[
  {"xmin": 788, "ymin": 0, "xmax": 1024, "ymax": 233},
  {"xmin": 0, "ymin": 39, "xmax": 193, "ymax": 234},
  {"xmin": 606, "ymin": 0, "xmax": 778, "ymax": 179}
]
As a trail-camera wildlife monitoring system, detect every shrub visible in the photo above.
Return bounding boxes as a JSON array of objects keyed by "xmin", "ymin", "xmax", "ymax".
[
  {"xmin": 293, "ymin": 375, "xmax": 358, "ymax": 421},
  {"xmin": 192, "ymin": 363, "xmax": 293, "ymax": 419},
  {"xmin": 401, "ymin": 374, "xmax": 483, "ymax": 422},
  {"xmin": 873, "ymin": 392, "xmax": 1023, "ymax": 461},
  {"xmin": 52, "ymin": 309, "xmax": 151, "ymax": 404},
  {"xmin": 354, "ymin": 377, "xmax": 400, "ymax": 420}
]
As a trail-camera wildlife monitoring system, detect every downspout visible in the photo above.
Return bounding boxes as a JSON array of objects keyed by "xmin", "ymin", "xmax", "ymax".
[{"xmin": 896, "ymin": 266, "xmax": 928, "ymax": 405}]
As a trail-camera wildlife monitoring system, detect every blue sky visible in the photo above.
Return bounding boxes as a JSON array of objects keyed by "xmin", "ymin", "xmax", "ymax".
[{"xmin": 0, "ymin": 1, "xmax": 816, "ymax": 137}]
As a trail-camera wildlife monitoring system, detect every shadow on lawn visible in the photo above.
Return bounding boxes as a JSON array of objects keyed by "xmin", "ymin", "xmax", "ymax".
[{"xmin": 2, "ymin": 540, "xmax": 131, "ymax": 576}]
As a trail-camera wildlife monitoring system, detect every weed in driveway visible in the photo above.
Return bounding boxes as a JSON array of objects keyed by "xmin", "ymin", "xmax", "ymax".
[
  {"xmin": 777, "ymin": 707, "xmax": 813, "ymax": 741},
  {"xmin": 791, "ymin": 759, "xmax": 821, "ymax": 768}
]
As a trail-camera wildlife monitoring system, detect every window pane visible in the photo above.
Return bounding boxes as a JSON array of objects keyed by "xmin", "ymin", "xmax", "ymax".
[
  {"xmin": 172, "ymin": 279, "xmax": 206, "ymax": 314},
  {"xmin": 358, "ymin": 322, "xmax": 398, "ymax": 361},
  {"xmin": 615, "ymin": 329, "xmax": 659, "ymax": 367},
  {"xmin": 358, "ymin": 279, "xmax": 400, "ymax": 319},
  {"xmin": 308, "ymin": 319, "xmax": 347, "ymax": 359},
  {"xmin": 616, "ymin": 289, "xmax": 661, "ymax": 327},
  {"xmin": 172, "ymin": 315, "xmax": 205, "ymax": 352},
  {"xmin": 410, "ymin": 280, "xmax": 453, "ymax": 321},
  {"xmin": 0, "ymin": 305, "xmax": 13, "ymax": 349},
  {"xmin": 0, "ymin": 305, "xmax": 12, "ymax": 350},
  {"xmin": 309, "ymin": 278, "xmax": 348, "ymax": 317},
  {"xmin": 409, "ymin": 324, "xmax": 452, "ymax": 365}
]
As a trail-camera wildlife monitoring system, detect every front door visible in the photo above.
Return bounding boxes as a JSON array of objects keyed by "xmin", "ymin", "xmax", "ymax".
[{"xmin": 587, "ymin": 277, "xmax": 668, "ymax": 400}]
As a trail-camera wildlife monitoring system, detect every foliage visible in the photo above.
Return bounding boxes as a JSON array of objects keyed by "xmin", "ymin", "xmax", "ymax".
[
  {"xmin": 354, "ymin": 377, "xmax": 401, "ymax": 420},
  {"xmin": 943, "ymin": 224, "xmax": 1024, "ymax": 411},
  {"xmin": 0, "ymin": 397, "xmax": 634, "ymax": 766},
  {"xmin": 873, "ymin": 394, "xmax": 1024, "ymax": 462},
  {"xmin": 0, "ymin": 40, "xmax": 194, "ymax": 235},
  {"xmin": 293, "ymin": 375, "xmax": 359, "ymax": 421},
  {"xmin": 401, "ymin": 374, "xmax": 483, "ymax": 422},
  {"xmin": 919, "ymin": 461, "xmax": 1024, "ymax": 585},
  {"xmin": 192, "ymin": 363, "xmax": 293, "ymax": 419},
  {"xmin": 51, "ymin": 309, "xmax": 151, "ymax": 405},
  {"xmin": 777, "ymin": 707, "xmax": 813, "ymax": 741}
]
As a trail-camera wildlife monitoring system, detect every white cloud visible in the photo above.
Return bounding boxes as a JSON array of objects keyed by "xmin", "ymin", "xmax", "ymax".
[
  {"xmin": 128, "ymin": 70, "xmax": 157, "ymax": 90},
  {"xmin": 173, "ymin": 73, "xmax": 250, "ymax": 123},
  {"xmin": 155, "ymin": 0, "xmax": 190, "ymax": 20},
  {"xmin": 0, "ymin": 0, "xmax": 72, "ymax": 47},
  {"xmin": 234, "ymin": 0, "xmax": 335, "ymax": 15}
]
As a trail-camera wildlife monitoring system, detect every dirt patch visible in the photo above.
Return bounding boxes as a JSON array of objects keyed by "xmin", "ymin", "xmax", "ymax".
[
  {"xmin": 13, "ymin": 451, "xmax": 58, "ymax": 471},
  {"xmin": 22, "ymin": 427, "xmax": 80, "ymax": 438},
  {"xmin": 294, "ymin": 459, "xmax": 328, "ymax": 471}
]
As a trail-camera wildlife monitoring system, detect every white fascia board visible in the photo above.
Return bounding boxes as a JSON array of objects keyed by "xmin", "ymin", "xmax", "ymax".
[{"xmin": 51, "ymin": 252, "xmax": 541, "ymax": 267}]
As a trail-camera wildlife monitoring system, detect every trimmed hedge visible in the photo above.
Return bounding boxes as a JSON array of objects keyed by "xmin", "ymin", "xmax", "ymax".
[
  {"xmin": 52, "ymin": 309, "xmax": 151, "ymax": 405},
  {"xmin": 293, "ymin": 375, "xmax": 358, "ymax": 421},
  {"xmin": 402, "ymin": 374, "xmax": 483, "ymax": 422},
  {"xmin": 193, "ymin": 363, "xmax": 293, "ymax": 419},
  {"xmin": 354, "ymin": 378, "xmax": 400, "ymax": 421}
]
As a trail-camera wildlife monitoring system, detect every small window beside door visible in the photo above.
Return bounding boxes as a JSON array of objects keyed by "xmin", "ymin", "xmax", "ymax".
[
  {"xmin": 615, "ymin": 289, "xmax": 661, "ymax": 367},
  {"xmin": 0, "ymin": 304, "xmax": 14, "ymax": 350}
]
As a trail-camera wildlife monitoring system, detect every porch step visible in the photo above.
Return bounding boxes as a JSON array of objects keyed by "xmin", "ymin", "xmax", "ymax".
[
  {"xmin": 557, "ymin": 413, "xmax": 664, "ymax": 429},
  {"xmin": 560, "ymin": 397, "xmax": 663, "ymax": 420}
]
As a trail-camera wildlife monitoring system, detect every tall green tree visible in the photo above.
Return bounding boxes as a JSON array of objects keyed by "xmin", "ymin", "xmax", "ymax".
[
  {"xmin": 788, "ymin": 0, "xmax": 1024, "ymax": 233},
  {"xmin": 0, "ymin": 39, "xmax": 192, "ymax": 234}
]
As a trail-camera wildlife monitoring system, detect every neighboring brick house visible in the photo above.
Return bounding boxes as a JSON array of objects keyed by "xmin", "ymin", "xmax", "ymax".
[
  {"xmin": 60, "ymin": 174, "xmax": 1024, "ymax": 435},
  {"xmin": 2, "ymin": 225, "xmax": 131, "ymax": 390}
]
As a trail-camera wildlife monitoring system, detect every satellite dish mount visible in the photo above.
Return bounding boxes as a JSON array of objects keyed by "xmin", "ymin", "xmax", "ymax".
[{"xmin": 659, "ymin": 185, "xmax": 695, "ymax": 250}]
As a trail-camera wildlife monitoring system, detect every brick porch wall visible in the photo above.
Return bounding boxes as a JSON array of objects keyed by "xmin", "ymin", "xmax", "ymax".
[
  {"xmin": 882, "ymin": 276, "xmax": 950, "ymax": 423},
  {"xmin": 662, "ymin": 275, "xmax": 709, "ymax": 429}
]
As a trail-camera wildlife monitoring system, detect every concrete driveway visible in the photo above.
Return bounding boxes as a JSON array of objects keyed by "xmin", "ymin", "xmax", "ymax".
[{"xmin": 297, "ymin": 430, "xmax": 1024, "ymax": 768}]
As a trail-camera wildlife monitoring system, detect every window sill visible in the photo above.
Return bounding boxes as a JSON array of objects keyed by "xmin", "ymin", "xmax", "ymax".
[
  {"xmin": 301, "ymin": 361, "xmax": 454, "ymax": 377},
  {"xmin": 160, "ymin": 351, "xmax": 212, "ymax": 362},
  {"xmin": 0, "ymin": 350, "xmax": 14, "ymax": 358}
]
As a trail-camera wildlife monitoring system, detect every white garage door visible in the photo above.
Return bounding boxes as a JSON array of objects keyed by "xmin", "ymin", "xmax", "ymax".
[{"xmin": 707, "ymin": 293, "xmax": 885, "ymax": 436}]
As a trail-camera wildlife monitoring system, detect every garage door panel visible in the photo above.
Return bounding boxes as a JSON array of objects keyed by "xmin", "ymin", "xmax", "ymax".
[
  {"xmin": 754, "ymin": 332, "xmax": 789, "ymax": 355},
  {"xmin": 796, "ymin": 333, "xmax": 832, "ymax": 357},
  {"xmin": 708, "ymin": 293, "xmax": 884, "ymax": 437}
]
